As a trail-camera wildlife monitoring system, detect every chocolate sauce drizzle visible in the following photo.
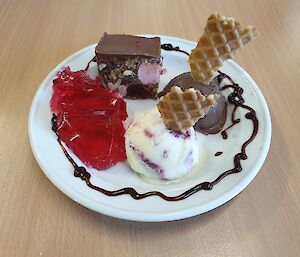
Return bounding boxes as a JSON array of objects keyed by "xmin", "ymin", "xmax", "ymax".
[
  {"xmin": 219, "ymin": 71, "xmax": 246, "ymax": 139},
  {"xmin": 161, "ymin": 43, "xmax": 190, "ymax": 56},
  {"xmin": 51, "ymin": 45, "xmax": 259, "ymax": 201},
  {"xmin": 215, "ymin": 152, "xmax": 223, "ymax": 156},
  {"xmin": 83, "ymin": 56, "xmax": 96, "ymax": 72}
]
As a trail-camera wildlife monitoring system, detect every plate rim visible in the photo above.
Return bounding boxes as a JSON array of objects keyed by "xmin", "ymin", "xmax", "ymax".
[{"xmin": 28, "ymin": 35, "xmax": 272, "ymax": 222}]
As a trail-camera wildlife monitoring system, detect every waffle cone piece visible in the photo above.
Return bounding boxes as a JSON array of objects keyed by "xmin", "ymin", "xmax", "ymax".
[
  {"xmin": 157, "ymin": 86, "xmax": 216, "ymax": 133},
  {"xmin": 189, "ymin": 12, "xmax": 258, "ymax": 83}
]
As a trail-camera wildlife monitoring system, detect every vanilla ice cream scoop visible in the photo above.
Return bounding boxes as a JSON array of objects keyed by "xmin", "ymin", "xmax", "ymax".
[{"xmin": 125, "ymin": 108, "xmax": 207, "ymax": 181}]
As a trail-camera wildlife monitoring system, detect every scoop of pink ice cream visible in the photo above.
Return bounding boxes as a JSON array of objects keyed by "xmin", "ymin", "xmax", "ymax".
[{"xmin": 138, "ymin": 62, "xmax": 162, "ymax": 85}]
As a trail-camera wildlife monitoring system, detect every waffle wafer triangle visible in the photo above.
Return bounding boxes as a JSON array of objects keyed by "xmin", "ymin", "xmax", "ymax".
[
  {"xmin": 189, "ymin": 12, "xmax": 258, "ymax": 83},
  {"xmin": 157, "ymin": 86, "xmax": 216, "ymax": 133}
]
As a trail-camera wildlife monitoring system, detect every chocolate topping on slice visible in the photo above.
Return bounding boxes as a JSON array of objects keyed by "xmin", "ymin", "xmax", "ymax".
[
  {"xmin": 95, "ymin": 32, "xmax": 161, "ymax": 58},
  {"xmin": 158, "ymin": 72, "xmax": 227, "ymax": 134}
]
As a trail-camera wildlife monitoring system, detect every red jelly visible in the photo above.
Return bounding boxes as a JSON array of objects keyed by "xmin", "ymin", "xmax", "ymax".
[{"xmin": 50, "ymin": 67, "xmax": 127, "ymax": 170}]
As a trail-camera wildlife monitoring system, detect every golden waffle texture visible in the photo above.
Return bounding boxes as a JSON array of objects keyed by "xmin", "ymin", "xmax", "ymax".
[
  {"xmin": 157, "ymin": 86, "xmax": 216, "ymax": 133},
  {"xmin": 188, "ymin": 12, "xmax": 258, "ymax": 83}
]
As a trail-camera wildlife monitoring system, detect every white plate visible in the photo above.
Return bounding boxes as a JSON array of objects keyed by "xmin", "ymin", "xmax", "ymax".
[{"xmin": 28, "ymin": 35, "xmax": 271, "ymax": 222}]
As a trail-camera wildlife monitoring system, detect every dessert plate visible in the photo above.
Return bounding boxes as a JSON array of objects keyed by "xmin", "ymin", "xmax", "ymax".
[{"xmin": 28, "ymin": 35, "xmax": 271, "ymax": 222}]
